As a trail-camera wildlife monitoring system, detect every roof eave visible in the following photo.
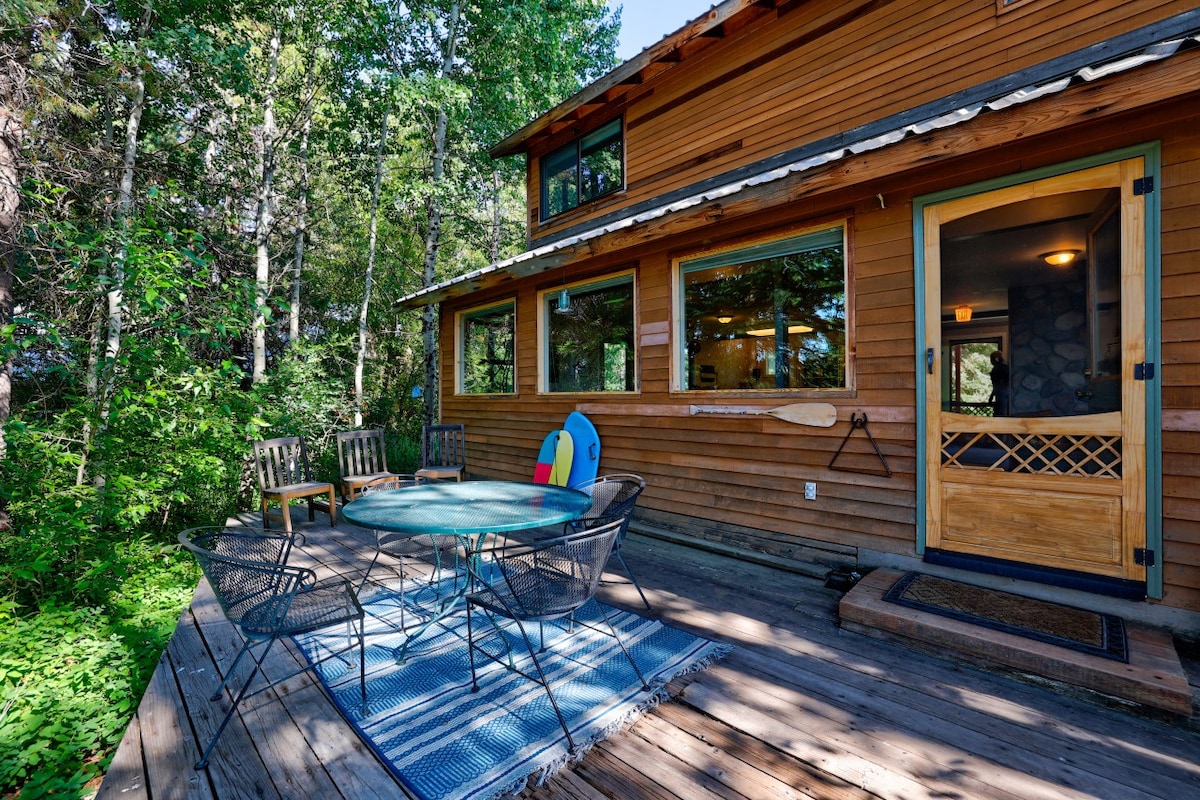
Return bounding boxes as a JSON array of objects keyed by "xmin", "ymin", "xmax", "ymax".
[{"xmin": 488, "ymin": 0, "xmax": 766, "ymax": 159}]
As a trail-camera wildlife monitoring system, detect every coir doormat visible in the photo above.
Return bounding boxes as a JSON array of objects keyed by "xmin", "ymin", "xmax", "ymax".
[{"xmin": 882, "ymin": 572, "xmax": 1128, "ymax": 662}]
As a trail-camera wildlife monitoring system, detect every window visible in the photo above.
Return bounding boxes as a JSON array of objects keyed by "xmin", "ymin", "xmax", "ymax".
[
  {"xmin": 540, "ymin": 273, "xmax": 636, "ymax": 393},
  {"xmin": 456, "ymin": 300, "xmax": 515, "ymax": 394},
  {"xmin": 678, "ymin": 226, "xmax": 848, "ymax": 391},
  {"xmin": 540, "ymin": 119, "xmax": 623, "ymax": 220}
]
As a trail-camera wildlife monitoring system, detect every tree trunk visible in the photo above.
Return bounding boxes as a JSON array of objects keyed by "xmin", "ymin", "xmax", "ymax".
[
  {"xmin": 489, "ymin": 167, "xmax": 501, "ymax": 264},
  {"xmin": 421, "ymin": 0, "xmax": 460, "ymax": 425},
  {"xmin": 252, "ymin": 26, "xmax": 280, "ymax": 383},
  {"xmin": 290, "ymin": 58, "xmax": 313, "ymax": 345},
  {"xmin": 0, "ymin": 52, "xmax": 24, "ymax": 462},
  {"xmin": 355, "ymin": 109, "xmax": 388, "ymax": 428},
  {"xmin": 80, "ymin": 25, "xmax": 148, "ymax": 487}
]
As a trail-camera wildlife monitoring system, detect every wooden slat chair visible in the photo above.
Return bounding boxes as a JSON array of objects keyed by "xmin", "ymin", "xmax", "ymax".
[
  {"xmin": 253, "ymin": 436, "xmax": 337, "ymax": 533},
  {"xmin": 416, "ymin": 423, "xmax": 467, "ymax": 482},
  {"xmin": 336, "ymin": 429, "xmax": 406, "ymax": 503}
]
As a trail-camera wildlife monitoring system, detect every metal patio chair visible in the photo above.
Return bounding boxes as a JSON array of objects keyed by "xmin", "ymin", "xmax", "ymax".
[
  {"xmin": 569, "ymin": 474, "xmax": 650, "ymax": 609},
  {"xmin": 355, "ymin": 477, "xmax": 462, "ymax": 590},
  {"xmin": 466, "ymin": 516, "xmax": 649, "ymax": 754},
  {"xmin": 416, "ymin": 423, "xmax": 467, "ymax": 482},
  {"xmin": 178, "ymin": 525, "xmax": 367, "ymax": 770},
  {"xmin": 352, "ymin": 478, "xmax": 465, "ymax": 649},
  {"xmin": 336, "ymin": 429, "xmax": 404, "ymax": 504},
  {"xmin": 253, "ymin": 435, "xmax": 337, "ymax": 532}
]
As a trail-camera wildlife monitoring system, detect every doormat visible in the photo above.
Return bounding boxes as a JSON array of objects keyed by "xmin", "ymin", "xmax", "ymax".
[
  {"xmin": 882, "ymin": 572, "xmax": 1128, "ymax": 662},
  {"xmin": 294, "ymin": 585, "xmax": 731, "ymax": 800}
]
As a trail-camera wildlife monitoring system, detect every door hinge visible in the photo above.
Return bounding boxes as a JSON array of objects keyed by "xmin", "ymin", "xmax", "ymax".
[
  {"xmin": 1134, "ymin": 362, "xmax": 1155, "ymax": 380},
  {"xmin": 1133, "ymin": 176, "xmax": 1155, "ymax": 195},
  {"xmin": 1135, "ymin": 548, "xmax": 1156, "ymax": 567}
]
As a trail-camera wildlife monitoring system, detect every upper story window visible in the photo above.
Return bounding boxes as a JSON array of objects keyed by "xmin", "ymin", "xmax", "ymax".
[
  {"xmin": 539, "ymin": 272, "xmax": 636, "ymax": 393},
  {"xmin": 540, "ymin": 118, "xmax": 624, "ymax": 220},
  {"xmin": 677, "ymin": 225, "xmax": 848, "ymax": 391},
  {"xmin": 456, "ymin": 300, "xmax": 515, "ymax": 395}
]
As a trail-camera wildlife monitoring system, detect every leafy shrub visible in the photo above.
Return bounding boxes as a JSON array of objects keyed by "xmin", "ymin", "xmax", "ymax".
[{"xmin": 0, "ymin": 549, "xmax": 195, "ymax": 798}]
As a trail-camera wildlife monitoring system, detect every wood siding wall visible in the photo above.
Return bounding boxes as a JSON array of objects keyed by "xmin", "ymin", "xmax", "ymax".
[
  {"xmin": 528, "ymin": 0, "xmax": 1196, "ymax": 239},
  {"xmin": 1161, "ymin": 121, "xmax": 1200, "ymax": 613},
  {"xmin": 440, "ymin": 95, "xmax": 1200, "ymax": 614}
]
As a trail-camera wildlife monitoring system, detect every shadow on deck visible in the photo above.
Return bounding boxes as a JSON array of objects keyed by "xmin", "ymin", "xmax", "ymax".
[{"xmin": 98, "ymin": 513, "xmax": 1200, "ymax": 800}]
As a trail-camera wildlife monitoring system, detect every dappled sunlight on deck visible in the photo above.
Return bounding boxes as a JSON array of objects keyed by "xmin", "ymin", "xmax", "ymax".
[{"xmin": 98, "ymin": 515, "xmax": 1199, "ymax": 800}]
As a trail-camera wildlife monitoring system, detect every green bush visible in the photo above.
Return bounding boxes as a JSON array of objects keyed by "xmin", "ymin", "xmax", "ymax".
[
  {"xmin": 0, "ymin": 550, "xmax": 195, "ymax": 798},
  {"xmin": 0, "ymin": 202, "xmax": 429, "ymax": 797}
]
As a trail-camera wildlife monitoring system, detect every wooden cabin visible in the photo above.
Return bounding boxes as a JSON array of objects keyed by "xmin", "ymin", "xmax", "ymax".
[{"xmin": 400, "ymin": 0, "xmax": 1200, "ymax": 638}]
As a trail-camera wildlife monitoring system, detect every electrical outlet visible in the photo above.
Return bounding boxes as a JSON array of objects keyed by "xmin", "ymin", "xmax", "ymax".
[{"xmin": 804, "ymin": 482, "xmax": 817, "ymax": 500}]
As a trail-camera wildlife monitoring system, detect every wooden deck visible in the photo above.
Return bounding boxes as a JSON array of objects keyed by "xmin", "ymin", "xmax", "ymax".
[{"xmin": 97, "ymin": 514, "xmax": 1200, "ymax": 800}]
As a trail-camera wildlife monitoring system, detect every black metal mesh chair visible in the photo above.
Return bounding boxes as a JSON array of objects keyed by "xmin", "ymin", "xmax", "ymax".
[
  {"xmin": 569, "ymin": 474, "xmax": 650, "ymax": 609},
  {"xmin": 179, "ymin": 526, "xmax": 367, "ymax": 770},
  {"xmin": 466, "ymin": 516, "xmax": 649, "ymax": 753},
  {"xmin": 356, "ymin": 477, "xmax": 463, "ymax": 592}
]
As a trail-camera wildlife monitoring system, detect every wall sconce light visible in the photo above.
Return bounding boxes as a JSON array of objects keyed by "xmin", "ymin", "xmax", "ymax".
[
  {"xmin": 954, "ymin": 305, "xmax": 972, "ymax": 323},
  {"xmin": 717, "ymin": 315, "xmax": 733, "ymax": 324},
  {"xmin": 1040, "ymin": 249, "xmax": 1080, "ymax": 266}
]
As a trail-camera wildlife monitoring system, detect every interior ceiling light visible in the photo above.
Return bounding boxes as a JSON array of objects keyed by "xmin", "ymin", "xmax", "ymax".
[
  {"xmin": 747, "ymin": 324, "xmax": 813, "ymax": 337},
  {"xmin": 717, "ymin": 315, "xmax": 733, "ymax": 324},
  {"xmin": 955, "ymin": 305, "xmax": 972, "ymax": 323},
  {"xmin": 1040, "ymin": 249, "xmax": 1080, "ymax": 266}
]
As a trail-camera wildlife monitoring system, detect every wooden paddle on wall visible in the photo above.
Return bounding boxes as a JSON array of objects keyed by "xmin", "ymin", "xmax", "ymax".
[{"xmin": 689, "ymin": 402, "xmax": 838, "ymax": 428}]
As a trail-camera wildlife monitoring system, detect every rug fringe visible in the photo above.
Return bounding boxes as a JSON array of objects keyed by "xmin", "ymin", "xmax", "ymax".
[{"xmin": 485, "ymin": 641, "xmax": 735, "ymax": 800}]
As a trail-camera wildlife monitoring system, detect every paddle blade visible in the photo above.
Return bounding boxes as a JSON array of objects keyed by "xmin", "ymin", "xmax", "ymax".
[{"xmin": 765, "ymin": 402, "xmax": 837, "ymax": 427}]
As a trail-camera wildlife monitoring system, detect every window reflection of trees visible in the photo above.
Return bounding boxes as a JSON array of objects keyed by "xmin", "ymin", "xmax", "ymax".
[
  {"xmin": 684, "ymin": 242, "xmax": 846, "ymax": 390},
  {"xmin": 462, "ymin": 306, "xmax": 515, "ymax": 394},
  {"xmin": 548, "ymin": 282, "xmax": 635, "ymax": 393}
]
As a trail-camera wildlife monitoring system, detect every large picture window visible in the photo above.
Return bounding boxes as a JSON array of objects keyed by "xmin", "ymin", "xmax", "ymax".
[
  {"xmin": 541, "ymin": 273, "xmax": 636, "ymax": 393},
  {"xmin": 678, "ymin": 226, "xmax": 848, "ymax": 391},
  {"xmin": 540, "ymin": 119, "xmax": 623, "ymax": 220},
  {"xmin": 457, "ymin": 300, "xmax": 515, "ymax": 394}
]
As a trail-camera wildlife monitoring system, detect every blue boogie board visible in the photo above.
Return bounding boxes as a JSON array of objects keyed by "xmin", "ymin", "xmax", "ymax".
[{"xmin": 563, "ymin": 411, "xmax": 600, "ymax": 489}]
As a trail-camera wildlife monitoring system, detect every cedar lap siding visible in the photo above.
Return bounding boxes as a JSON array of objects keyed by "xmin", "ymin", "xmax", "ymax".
[{"xmin": 402, "ymin": 1, "xmax": 1200, "ymax": 623}]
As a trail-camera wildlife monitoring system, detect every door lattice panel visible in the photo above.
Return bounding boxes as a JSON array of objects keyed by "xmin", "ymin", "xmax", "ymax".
[{"xmin": 941, "ymin": 431, "xmax": 1122, "ymax": 478}]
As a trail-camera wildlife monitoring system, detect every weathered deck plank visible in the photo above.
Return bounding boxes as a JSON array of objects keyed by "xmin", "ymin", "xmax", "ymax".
[{"xmin": 100, "ymin": 518, "xmax": 1200, "ymax": 800}]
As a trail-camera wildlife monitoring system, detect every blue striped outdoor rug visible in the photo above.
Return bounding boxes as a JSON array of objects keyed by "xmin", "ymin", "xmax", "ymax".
[{"xmin": 293, "ymin": 579, "xmax": 730, "ymax": 800}]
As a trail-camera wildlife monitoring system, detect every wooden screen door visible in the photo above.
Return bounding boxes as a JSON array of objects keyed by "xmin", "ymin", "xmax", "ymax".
[{"xmin": 923, "ymin": 158, "xmax": 1147, "ymax": 583}]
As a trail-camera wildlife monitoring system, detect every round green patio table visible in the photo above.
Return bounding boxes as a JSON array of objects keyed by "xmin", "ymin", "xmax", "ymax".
[
  {"xmin": 342, "ymin": 480, "xmax": 592, "ymax": 662},
  {"xmin": 341, "ymin": 479, "xmax": 591, "ymax": 536}
]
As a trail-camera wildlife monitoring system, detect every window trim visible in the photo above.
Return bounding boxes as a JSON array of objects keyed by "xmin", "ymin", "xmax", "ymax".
[
  {"xmin": 670, "ymin": 221, "xmax": 856, "ymax": 396},
  {"xmin": 454, "ymin": 298, "xmax": 517, "ymax": 396},
  {"xmin": 538, "ymin": 117, "xmax": 625, "ymax": 222},
  {"xmin": 536, "ymin": 269, "xmax": 639, "ymax": 396}
]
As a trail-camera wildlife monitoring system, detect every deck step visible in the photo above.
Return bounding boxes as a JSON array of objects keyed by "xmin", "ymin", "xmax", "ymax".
[{"xmin": 839, "ymin": 569, "xmax": 1195, "ymax": 718}]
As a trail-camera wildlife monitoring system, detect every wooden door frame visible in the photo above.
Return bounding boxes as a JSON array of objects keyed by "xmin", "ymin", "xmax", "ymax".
[{"xmin": 912, "ymin": 143, "xmax": 1163, "ymax": 598}]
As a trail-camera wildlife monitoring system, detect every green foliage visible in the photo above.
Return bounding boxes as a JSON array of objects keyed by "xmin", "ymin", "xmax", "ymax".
[
  {"xmin": 0, "ymin": 552, "xmax": 196, "ymax": 798},
  {"xmin": 1, "ymin": 0, "xmax": 619, "ymax": 795}
]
